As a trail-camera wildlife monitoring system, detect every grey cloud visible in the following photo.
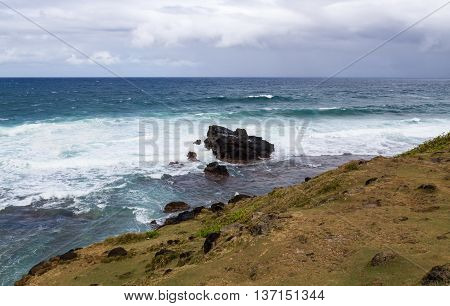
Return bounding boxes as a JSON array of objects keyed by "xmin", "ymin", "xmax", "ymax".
[{"xmin": 0, "ymin": 0, "xmax": 449, "ymax": 77}]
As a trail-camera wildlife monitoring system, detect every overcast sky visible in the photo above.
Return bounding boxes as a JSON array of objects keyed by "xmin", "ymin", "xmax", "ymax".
[{"xmin": 1, "ymin": 0, "xmax": 450, "ymax": 77}]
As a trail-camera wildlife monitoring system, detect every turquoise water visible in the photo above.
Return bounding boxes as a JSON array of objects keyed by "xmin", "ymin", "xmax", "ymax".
[{"xmin": 0, "ymin": 78, "xmax": 449, "ymax": 285}]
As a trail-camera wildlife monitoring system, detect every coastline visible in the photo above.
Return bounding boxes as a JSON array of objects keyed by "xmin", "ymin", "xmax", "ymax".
[{"xmin": 15, "ymin": 133, "xmax": 450, "ymax": 286}]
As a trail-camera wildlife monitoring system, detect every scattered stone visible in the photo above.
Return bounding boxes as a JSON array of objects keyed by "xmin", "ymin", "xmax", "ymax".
[
  {"xmin": 228, "ymin": 194, "xmax": 252, "ymax": 204},
  {"xmin": 107, "ymin": 247, "xmax": 128, "ymax": 257},
  {"xmin": 363, "ymin": 198, "xmax": 382, "ymax": 208},
  {"xmin": 203, "ymin": 232, "xmax": 220, "ymax": 254},
  {"xmin": 59, "ymin": 249, "xmax": 77, "ymax": 261},
  {"xmin": 204, "ymin": 125, "xmax": 275, "ymax": 163},
  {"xmin": 297, "ymin": 235, "xmax": 308, "ymax": 244},
  {"xmin": 147, "ymin": 249, "xmax": 178, "ymax": 271},
  {"xmin": 163, "ymin": 207, "xmax": 204, "ymax": 225},
  {"xmin": 421, "ymin": 263, "xmax": 450, "ymax": 286},
  {"xmin": 436, "ymin": 232, "xmax": 450, "ymax": 240},
  {"xmin": 167, "ymin": 239, "xmax": 180, "ymax": 245},
  {"xmin": 304, "ymin": 177, "xmax": 311, "ymax": 182},
  {"xmin": 178, "ymin": 251, "xmax": 193, "ymax": 266},
  {"xmin": 155, "ymin": 249, "xmax": 176, "ymax": 257},
  {"xmin": 393, "ymin": 216, "xmax": 409, "ymax": 223},
  {"xmin": 370, "ymin": 250, "xmax": 398, "ymax": 266},
  {"xmin": 418, "ymin": 184, "xmax": 437, "ymax": 192},
  {"xmin": 204, "ymin": 162, "xmax": 229, "ymax": 177},
  {"xmin": 28, "ymin": 261, "xmax": 53, "ymax": 276},
  {"xmin": 164, "ymin": 269, "xmax": 173, "ymax": 275},
  {"xmin": 187, "ymin": 151, "xmax": 198, "ymax": 161},
  {"xmin": 249, "ymin": 266, "xmax": 257, "ymax": 281},
  {"xmin": 163, "ymin": 201, "xmax": 190, "ymax": 213},
  {"xmin": 249, "ymin": 213, "xmax": 278, "ymax": 236},
  {"xmin": 365, "ymin": 177, "xmax": 378, "ymax": 185},
  {"xmin": 412, "ymin": 206, "xmax": 440, "ymax": 213},
  {"xmin": 193, "ymin": 139, "xmax": 202, "ymax": 145},
  {"xmin": 210, "ymin": 202, "xmax": 225, "ymax": 212}
]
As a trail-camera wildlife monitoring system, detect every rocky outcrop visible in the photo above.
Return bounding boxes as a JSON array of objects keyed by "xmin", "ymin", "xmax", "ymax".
[
  {"xmin": 187, "ymin": 151, "xmax": 197, "ymax": 161},
  {"xmin": 421, "ymin": 263, "xmax": 450, "ymax": 285},
  {"xmin": 210, "ymin": 202, "xmax": 225, "ymax": 212},
  {"xmin": 203, "ymin": 232, "xmax": 220, "ymax": 254},
  {"xmin": 164, "ymin": 206, "xmax": 204, "ymax": 226},
  {"xmin": 204, "ymin": 125, "xmax": 274, "ymax": 163},
  {"xmin": 204, "ymin": 162, "xmax": 229, "ymax": 177},
  {"xmin": 370, "ymin": 250, "xmax": 398, "ymax": 266},
  {"xmin": 163, "ymin": 201, "xmax": 190, "ymax": 213},
  {"xmin": 107, "ymin": 247, "xmax": 128, "ymax": 257},
  {"xmin": 228, "ymin": 194, "xmax": 253, "ymax": 204}
]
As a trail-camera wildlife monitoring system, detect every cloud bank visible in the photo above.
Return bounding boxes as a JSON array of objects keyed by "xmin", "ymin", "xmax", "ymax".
[{"xmin": 0, "ymin": 0, "xmax": 449, "ymax": 76}]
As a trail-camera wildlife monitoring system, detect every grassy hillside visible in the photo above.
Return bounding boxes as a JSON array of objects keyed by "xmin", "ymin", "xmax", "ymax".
[{"xmin": 16, "ymin": 133, "xmax": 450, "ymax": 286}]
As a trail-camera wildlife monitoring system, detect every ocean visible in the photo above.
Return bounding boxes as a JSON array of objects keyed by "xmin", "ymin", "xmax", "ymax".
[{"xmin": 0, "ymin": 77, "xmax": 449, "ymax": 285}]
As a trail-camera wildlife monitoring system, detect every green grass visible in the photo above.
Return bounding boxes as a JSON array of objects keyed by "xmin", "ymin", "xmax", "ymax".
[
  {"xmin": 400, "ymin": 132, "xmax": 450, "ymax": 157},
  {"xmin": 145, "ymin": 230, "xmax": 160, "ymax": 239}
]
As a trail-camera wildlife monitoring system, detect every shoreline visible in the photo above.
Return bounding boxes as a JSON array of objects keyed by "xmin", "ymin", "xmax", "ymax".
[{"xmin": 13, "ymin": 133, "xmax": 450, "ymax": 286}]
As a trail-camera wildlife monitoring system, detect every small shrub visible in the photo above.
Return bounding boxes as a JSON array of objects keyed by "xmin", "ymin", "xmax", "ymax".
[
  {"xmin": 146, "ymin": 230, "xmax": 160, "ymax": 239},
  {"xmin": 344, "ymin": 162, "xmax": 359, "ymax": 172}
]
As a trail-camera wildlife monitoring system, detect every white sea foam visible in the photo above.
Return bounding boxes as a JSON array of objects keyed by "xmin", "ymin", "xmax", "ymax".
[
  {"xmin": 247, "ymin": 94, "xmax": 274, "ymax": 99},
  {"xmin": 0, "ymin": 115, "xmax": 449, "ymax": 213}
]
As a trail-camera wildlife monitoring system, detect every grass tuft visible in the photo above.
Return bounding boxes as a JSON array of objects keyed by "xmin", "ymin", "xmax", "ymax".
[{"xmin": 400, "ymin": 132, "xmax": 450, "ymax": 157}]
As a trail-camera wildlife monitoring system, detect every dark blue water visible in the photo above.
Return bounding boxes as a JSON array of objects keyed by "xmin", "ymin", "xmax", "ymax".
[{"xmin": 0, "ymin": 78, "xmax": 449, "ymax": 285}]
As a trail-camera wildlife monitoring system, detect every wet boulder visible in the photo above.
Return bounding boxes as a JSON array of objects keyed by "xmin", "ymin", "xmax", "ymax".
[
  {"xmin": 163, "ymin": 201, "xmax": 190, "ymax": 213},
  {"xmin": 204, "ymin": 125, "xmax": 274, "ymax": 163},
  {"xmin": 187, "ymin": 151, "xmax": 198, "ymax": 161},
  {"xmin": 204, "ymin": 162, "xmax": 229, "ymax": 177}
]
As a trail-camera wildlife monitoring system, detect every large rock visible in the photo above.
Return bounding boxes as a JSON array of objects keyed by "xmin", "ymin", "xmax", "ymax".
[
  {"xmin": 164, "ymin": 206, "xmax": 204, "ymax": 226},
  {"xmin": 421, "ymin": 263, "xmax": 450, "ymax": 285},
  {"xmin": 163, "ymin": 201, "xmax": 190, "ymax": 213},
  {"xmin": 203, "ymin": 232, "xmax": 220, "ymax": 254},
  {"xmin": 204, "ymin": 162, "xmax": 229, "ymax": 177},
  {"xmin": 204, "ymin": 125, "xmax": 274, "ymax": 163}
]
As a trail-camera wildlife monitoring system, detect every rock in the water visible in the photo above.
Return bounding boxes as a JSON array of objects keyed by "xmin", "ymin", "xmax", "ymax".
[
  {"xmin": 421, "ymin": 263, "xmax": 450, "ymax": 285},
  {"xmin": 204, "ymin": 162, "xmax": 229, "ymax": 177},
  {"xmin": 193, "ymin": 139, "xmax": 201, "ymax": 145},
  {"xmin": 164, "ymin": 201, "xmax": 190, "ymax": 213},
  {"xmin": 228, "ymin": 194, "xmax": 252, "ymax": 204},
  {"xmin": 203, "ymin": 232, "xmax": 220, "ymax": 254},
  {"xmin": 169, "ymin": 161, "xmax": 183, "ymax": 166},
  {"xmin": 370, "ymin": 250, "xmax": 398, "ymax": 266},
  {"xmin": 204, "ymin": 125, "xmax": 274, "ymax": 163},
  {"xmin": 107, "ymin": 247, "xmax": 128, "ymax": 257},
  {"xmin": 187, "ymin": 151, "xmax": 198, "ymax": 161},
  {"xmin": 161, "ymin": 174, "xmax": 172, "ymax": 180},
  {"xmin": 304, "ymin": 177, "xmax": 311, "ymax": 182},
  {"xmin": 210, "ymin": 202, "xmax": 225, "ymax": 212}
]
